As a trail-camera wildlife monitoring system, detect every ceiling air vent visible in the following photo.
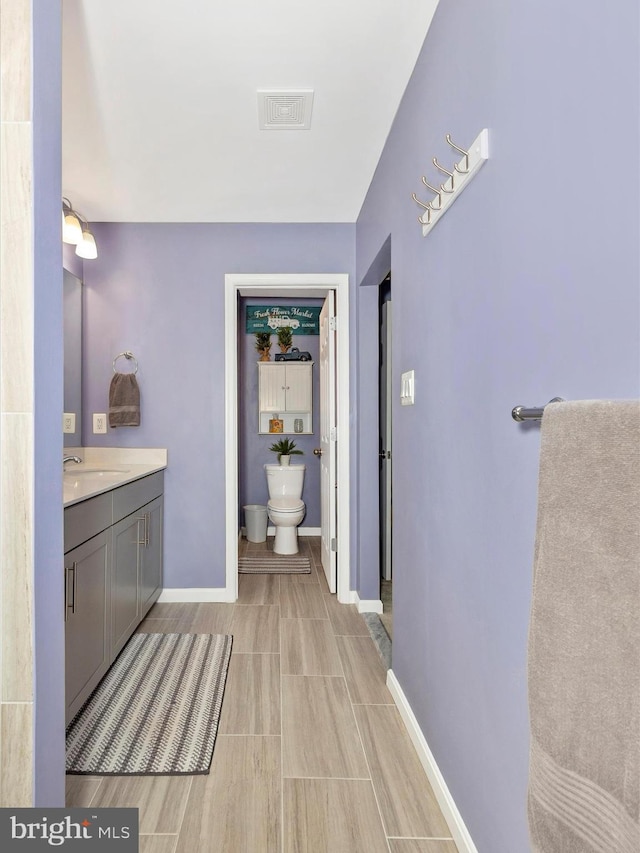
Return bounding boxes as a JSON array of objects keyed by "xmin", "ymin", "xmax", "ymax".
[{"xmin": 257, "ymin": 90, "xmax": 314, "ymax": 130}]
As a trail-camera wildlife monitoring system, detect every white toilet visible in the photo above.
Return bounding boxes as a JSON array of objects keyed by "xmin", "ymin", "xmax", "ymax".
[{"xmin": 264, "ymin": 464, "xmax": 306, "ymax": 554}]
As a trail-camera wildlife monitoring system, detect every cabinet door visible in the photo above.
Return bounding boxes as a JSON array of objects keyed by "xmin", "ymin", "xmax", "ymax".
[
  {"xmin": 284, "ymin": 364, "xmax": 312, "ymax": 412},
  {"xmin": 111, "ymin": 512, "xmax": 142, "ymax": 658},
  {"xmin": 139, "ymin": 496, "xmax": 163, "ymax": 619},
  {"xmin": 65, "ymin": 531, "xmax": 110, "ymax": 723},
  {"xmin": 259, "ymin": 363, "xmax": 287, "ymax": 412}
]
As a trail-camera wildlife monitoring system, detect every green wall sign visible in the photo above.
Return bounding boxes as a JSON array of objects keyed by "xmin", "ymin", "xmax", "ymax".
[{"xmin": 246, "ymin": 306, "xmax": 321, "ymax": 335}]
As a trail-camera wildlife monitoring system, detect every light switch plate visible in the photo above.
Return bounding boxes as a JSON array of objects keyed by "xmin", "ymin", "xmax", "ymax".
[
  {"xmin": 93, "ymin": 413, "xmax": 107, "ymax": 434},
  {"xmin": 401, "ymin": 370, "xmax": 415, "ymax": 406},
  {"xmin": 63, "ymin": 413, "xmax": 76, "ymax": 433}
]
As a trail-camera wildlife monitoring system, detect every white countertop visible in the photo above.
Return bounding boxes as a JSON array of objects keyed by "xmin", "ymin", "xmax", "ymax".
[{"xmin": 63, "ymin": 447, "xmax": 167, "ymax": 508}]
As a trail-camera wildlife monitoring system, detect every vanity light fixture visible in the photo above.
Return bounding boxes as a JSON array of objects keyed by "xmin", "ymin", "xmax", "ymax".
[
  {"xmin": 62, "ymin": 198, "xmax": 98, "ymax": 259},
  {"xmin": 75, "ymin": 215, "xmax": 98, "ymax": 260},
  {"xmin": 62, "ymin": 197, "xmax": 82, "ymax": 244}
]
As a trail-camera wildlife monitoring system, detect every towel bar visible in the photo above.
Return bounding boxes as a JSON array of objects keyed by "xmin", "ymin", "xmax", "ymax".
[{"xmin": 512, "ymin": 397, "xmax": 564, "ymax": 422}]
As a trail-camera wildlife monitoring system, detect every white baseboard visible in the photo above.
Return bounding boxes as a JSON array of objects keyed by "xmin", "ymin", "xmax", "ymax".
[
  {"xmin": 352, "ymin": 591, "xmax": 383, "ymax": 614},
  {"xmin": 297, "ymin": 526, "xmax": 321, "ymax": 537},
  {"xmin": 158, "ymin": 588, "xmax": 235, "ymax": 603},
  {"xmin": 268, "ymin": 525, "xmax": 321, "ymax": 537},
  {"xmin": 240, "ymin": 526, "xmax": 321, "ymax": 538},
  {"xmin": 386, "ymin": 669, "xmax": 478, "ymax": 853}
]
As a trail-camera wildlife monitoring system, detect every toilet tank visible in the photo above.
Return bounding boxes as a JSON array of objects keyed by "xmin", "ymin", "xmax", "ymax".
[{"xmin": 264, "ymin": 464, "xmax": 305, "ymax": 499}]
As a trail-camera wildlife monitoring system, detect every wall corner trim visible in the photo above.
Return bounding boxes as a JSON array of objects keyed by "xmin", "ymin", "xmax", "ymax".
[
  {"xmin": 158, "ymin": 588, "xmax": 235, "ymax": 603},
  {"xmin": 386, "ymin": 669, "xmax": 479, "ymax": 853}
]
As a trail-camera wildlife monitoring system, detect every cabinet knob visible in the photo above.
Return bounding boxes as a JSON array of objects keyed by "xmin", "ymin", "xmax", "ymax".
[{"xmin": 313, "ymin": 448, "xmax": 323, "ymax": 457}]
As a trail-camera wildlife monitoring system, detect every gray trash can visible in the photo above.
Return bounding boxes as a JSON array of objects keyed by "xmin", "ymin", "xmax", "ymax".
[{"xmin": 244, "ymin": 504, "xmax": 268, "ymax": 543}]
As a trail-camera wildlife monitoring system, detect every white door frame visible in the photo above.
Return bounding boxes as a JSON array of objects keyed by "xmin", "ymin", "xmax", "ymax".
[
  {"xmin": 224, "ymin": 273, "xmax": 351, "ymax": 603},
  {"xmin": 319, "ymin": 291, "xmax": 337, "ymax": 591}
]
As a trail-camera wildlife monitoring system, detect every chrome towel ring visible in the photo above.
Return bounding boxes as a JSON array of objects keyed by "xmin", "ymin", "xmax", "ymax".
[{"xmin": 113, "ymin": 351, "xmax": 138, "ymax": 374}]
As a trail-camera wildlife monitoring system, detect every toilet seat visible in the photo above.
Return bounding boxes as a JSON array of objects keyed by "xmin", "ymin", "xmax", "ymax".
[{"xmin": 267, "ymin": 497, "xmax": 305, "ymax": 513}]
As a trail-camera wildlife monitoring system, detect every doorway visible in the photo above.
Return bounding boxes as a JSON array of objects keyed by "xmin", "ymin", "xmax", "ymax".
[
  {"xmin": 379, "ymin": 274, "xmax": 393, "ymax": 639},
  {"xmin": 224, "ymin": 273, "xmax": 351, "ymax": 603}
]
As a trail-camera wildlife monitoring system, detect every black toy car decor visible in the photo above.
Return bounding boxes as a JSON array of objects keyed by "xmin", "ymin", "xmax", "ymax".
[{"xmin": 275, "ymin": 347, "xmax": 312, "ymax": 362}]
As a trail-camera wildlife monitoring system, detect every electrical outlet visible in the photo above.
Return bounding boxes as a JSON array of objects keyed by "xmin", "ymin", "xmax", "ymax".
[
  {"xmin": 93, "ymin": 413, "xmax": 107, "ymax": 434},
  {"xmin": 63, "ymin": 413, "xmax": 76, "ymax": 433}
]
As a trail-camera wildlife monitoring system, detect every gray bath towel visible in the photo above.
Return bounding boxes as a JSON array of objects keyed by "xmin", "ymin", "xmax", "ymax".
[
  {"xmin": 527, "ymin": 400, "xmax": 640, "ymax": 852},
  {"xmin": 109, "ymin": 372, "xmax": 140, "ymax": 427}
]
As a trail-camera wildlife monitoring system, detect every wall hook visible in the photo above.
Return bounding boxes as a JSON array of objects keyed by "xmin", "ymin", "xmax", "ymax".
[
  {"xmin": 432, "ymin": 157, "xmax": 455, "ymax": 193},
  {"xmin": 421, "ymin": 177, "xmax": 443, "ymax": 210},
  {"xmin": 412, "ymin": 193, "xmax": 433, "ymax": 224},
  {"xmin": 414, "ymin": 128, "xmax": 489, "ymax": 237},
  {"xmin": 411, "ymin": 192, "xmax": 432, "ymax": 211},
  {"xmin": 446, "ymin": 134, "xmax": 470, "ymax": 173}
]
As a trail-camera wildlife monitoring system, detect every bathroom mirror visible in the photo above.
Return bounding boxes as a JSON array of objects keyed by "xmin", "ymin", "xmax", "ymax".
[{"xmin": 63, "ymin": 269, "xmax": 82, "ymax": 447}]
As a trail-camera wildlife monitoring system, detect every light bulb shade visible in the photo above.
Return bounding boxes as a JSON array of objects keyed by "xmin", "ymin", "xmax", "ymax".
[
  {"xmin": 63, "ymin": 210, "xmax": 82, "ymax": 244},
  {"xmin": 75, "ymin": 228, "xmax": 98, "ymax": 260}
]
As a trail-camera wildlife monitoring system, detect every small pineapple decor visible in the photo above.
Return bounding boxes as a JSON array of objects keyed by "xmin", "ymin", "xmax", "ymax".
[
  {"xmin": 269, "ymin": 437, "xmax": 303, "ymax": 465},
  {"xmin": 254, "ymin": 331, "xmax": 272, "ymax": 361},
  {"xmin": 276, "ymin": 326, "xmax": 293, "ymax": 353}
]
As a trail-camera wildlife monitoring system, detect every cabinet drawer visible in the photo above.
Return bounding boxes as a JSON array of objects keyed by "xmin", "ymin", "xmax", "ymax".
[
  {"xmin": 64, "ymin": 492, "xmax": 112, "ymax": 553},
  {"xmin": 112, "ymin": 471, "xmax": 164, "ymax": 523}
]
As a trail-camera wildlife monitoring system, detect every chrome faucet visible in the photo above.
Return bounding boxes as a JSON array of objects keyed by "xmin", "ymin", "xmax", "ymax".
[{"xmin": 63, "ymin": 455, "xmax": 82, "ymax": 465}]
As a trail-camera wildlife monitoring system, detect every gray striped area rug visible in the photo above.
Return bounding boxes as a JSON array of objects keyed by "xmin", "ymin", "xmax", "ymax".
[
  {"xmin": 238, "ymin": 554, "xmax": 311, "ymax": 574},
  {"xmin": 66, "ymin": 632, "xmax": 232, "ymax": 776}
]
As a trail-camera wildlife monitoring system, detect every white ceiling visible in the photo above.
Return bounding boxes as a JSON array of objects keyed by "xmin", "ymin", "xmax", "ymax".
[{"xmin": 62, "ymin": 1, "xmax": 438, "ymax": 224}]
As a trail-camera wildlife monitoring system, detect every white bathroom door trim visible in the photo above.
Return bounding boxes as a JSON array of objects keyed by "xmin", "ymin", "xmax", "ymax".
[
  {"xmin": 224, "ymin": 273, "xmax": 351, "ymax": 604},
  {"xmin": 319, "ymin": 290, "xmax": 337, "ymax": 592}
]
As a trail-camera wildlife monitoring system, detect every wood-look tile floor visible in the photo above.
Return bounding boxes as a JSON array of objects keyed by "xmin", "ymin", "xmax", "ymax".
[{"xmin": 66, "ymin": 537, "xmax": 457, "ymax": 853}]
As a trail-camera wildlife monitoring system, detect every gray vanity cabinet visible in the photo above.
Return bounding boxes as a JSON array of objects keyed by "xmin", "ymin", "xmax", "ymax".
[
  {"xmin": 111, "ymin": 473, "xmax": 164, "ymax": 658},
  {"xmin": 64, "ymin": 531, "xmax": 110, "ymax": 723},
  {"xmin": 111, "ymin": 512, "xmax": 143, "ymax": 658},
  {"xmin": 139, "ymin": 496, "xmax": 163, "ymax": 619},
  {"xmin": 64, "ymin": 471, "xmax": 164, "ymax": 723},
  {"xmin": 64, "ymin": 491, "xmax": 112, "ymax": 724}
]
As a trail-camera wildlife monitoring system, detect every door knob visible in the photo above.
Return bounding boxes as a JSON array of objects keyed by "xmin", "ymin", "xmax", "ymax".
[{"xmin": 313, "ymin": 448, "xmax": 323, "ymax": 456}]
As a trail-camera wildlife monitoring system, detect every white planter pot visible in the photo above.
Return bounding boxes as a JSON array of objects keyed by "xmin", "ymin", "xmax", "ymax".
[{"xmin": 279, "ymin": 455, "xmax": 291, "ymax": 466}]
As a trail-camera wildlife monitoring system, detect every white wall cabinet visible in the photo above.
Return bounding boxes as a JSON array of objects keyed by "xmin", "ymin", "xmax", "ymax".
[{"xmin": 258, "ymin": 362, "xmax": 313, "ymax": 434}]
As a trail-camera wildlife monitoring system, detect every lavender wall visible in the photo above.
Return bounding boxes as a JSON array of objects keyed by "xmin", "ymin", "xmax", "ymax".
[
  {"xmin": 239, "ymin": 298, "xmax": 323, "ymax": 527},
  {"xmin": 82, "ymin": 224, "xmax": 354, "ymax": 589},
  {"xmin": 33, "ymin": 0, "xmax": 65, "ymax": 806},
  {"xmin": 355, "ymin": 1, "xmax": 640, "ymax": 849}
]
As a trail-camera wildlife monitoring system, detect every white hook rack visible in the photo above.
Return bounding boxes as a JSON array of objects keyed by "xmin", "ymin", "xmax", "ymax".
[{"xmin": 413, "ymin": 129, "xmax": 489, "ymax": 237}]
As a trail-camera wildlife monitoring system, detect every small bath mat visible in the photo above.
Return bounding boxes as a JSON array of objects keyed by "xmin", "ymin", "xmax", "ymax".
[
  {"xmin": 66, "ymin": 632, "xmax": 232, "ymax": 775},
  {"xmin": 238, "ymin": 555, "xmax": 311, "ymax": 574}
]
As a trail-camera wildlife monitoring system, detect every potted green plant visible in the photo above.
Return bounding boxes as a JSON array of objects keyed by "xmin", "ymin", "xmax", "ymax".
[
  {"xmin": 269, "ymin": 437, "xmax": 303, "ymax": 466},
  {"xmin": 254, "ymin": 331, "xmax": 272, "ymax": 361},
  {"xmin": 276, "ymin": 325, "xmax": 293, "ymax": 353}
]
